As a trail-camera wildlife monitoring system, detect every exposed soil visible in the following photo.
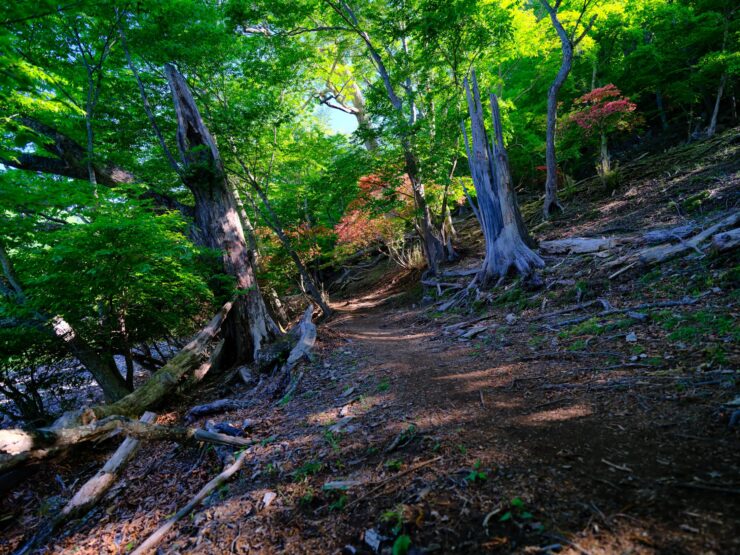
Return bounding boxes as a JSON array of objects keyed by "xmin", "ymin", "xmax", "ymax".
[{"xmin": 1, "ymin": 131, "xmax": 738, "ymax": 555}]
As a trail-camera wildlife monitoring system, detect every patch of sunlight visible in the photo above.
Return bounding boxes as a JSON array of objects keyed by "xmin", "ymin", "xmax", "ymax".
[
  {"xmin": 520, "ymin": 404, "xmax": 592, "ymax": 424},
  {"xmin": 0, "ymin": 430, "xmax": 35, "ymax": 455}
]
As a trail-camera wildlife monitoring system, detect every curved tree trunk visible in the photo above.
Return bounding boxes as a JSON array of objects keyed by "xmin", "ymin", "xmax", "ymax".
[
  {"xmin": 540, "ymin": 0, "xmax": 595, "ymax": 219},
  {"xmin": 164, "ymin": 64, "xmax": 280, "ymax": 367},
  {"xmin": 542, "ymin": 32, "xmax": 572, "ymax": 219},
  {"xmin": 463, "ymin": 71, "xmax": 544, "ymax": 287}
]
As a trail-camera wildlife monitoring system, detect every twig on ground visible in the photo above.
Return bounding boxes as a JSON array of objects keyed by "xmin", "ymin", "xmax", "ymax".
[
  {"xmin": 131, "ymin": 448, "xmax": 249, "ymax": 555},
  {"xmin": 345, "ymin": 456, "xmax": 443, "ymax": 510}
]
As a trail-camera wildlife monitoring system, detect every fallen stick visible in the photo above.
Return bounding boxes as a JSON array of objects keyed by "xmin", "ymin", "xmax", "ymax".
[
  {"xmin": 553, "ymin": 297, "xmax": 698, "ymax": 328},
  {"xmin": 184, "ymin": 399, "xmax": 246, "ymax": 423},
  {"xmin": 711, "ymin": 228, "xmax": 740, "ymax": 252},
  {"xmin": 12, "ymin": 412, "xmax": 157, "ymax": 555},
  {"xmin": 131, "ymin": 448, "xmax": 249, "ymax": 555},
  {"xmin": 345, "ymin": 456, "xmax": 442, "ymax": 510},
  {"xmin": 532, "ymin": 298, "xmax": 611, "ymax": 321}
]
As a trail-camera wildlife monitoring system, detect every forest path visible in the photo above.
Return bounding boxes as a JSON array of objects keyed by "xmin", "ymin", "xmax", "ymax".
[{"xmin": 320, "ymin": 277, "xmax": 740, "ymax": 554}]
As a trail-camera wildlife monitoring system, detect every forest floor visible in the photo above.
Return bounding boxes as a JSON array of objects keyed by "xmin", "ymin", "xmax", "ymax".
[{"xmin": 1, "ymin": 130, "xmax": 739, "ymax": 554}]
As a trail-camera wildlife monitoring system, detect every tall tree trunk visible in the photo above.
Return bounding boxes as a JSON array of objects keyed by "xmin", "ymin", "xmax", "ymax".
[
  {"xmin": 403, "ymin": 146, "xmax": 446, "ymax": 275},
  {"xmin": 707, "ymin": 73, "xmax": 727, "ymax": 138},
  {"xmin": 463, "ymin": 72, "xmax": 544, "ymax": 286},
  {"xmin": 542, "ymin": 34, "xmax": 572, "ymax": 219},
  {"xmin": 599, "ymin": 130, "xmax": 610, "ymax": 176},
  {"xmin": 235, "ymin": 170, "xmax": 332, "ymax": 318},
  {"xmin": 164, "ymin": 64, "xmax": 279, "ymax": 367}
]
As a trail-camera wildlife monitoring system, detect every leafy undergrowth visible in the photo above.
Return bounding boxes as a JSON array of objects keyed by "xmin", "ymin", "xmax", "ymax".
[{"xmin": 1, "ymin": 132, "xmax": 739, "ymax": 554}]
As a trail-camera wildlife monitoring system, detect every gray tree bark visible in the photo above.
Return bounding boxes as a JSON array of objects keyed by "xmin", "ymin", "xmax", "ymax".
[
  {"xmin": 462, "ymin": 71, "xmax": 544, "ymax": 286},
  {"xmin": 164, "ymin": 64, "xmax": 280, "ymax": 366}
]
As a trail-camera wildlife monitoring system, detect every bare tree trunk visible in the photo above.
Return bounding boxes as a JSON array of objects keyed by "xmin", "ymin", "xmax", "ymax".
[
  {"xmin": 599, "ymin": 130, "xmax": 610, "ymax": 176},
  {"xmin": 164, "ymin": 64, "xmax": 280, "ymax": 367},
  {"xmin": 707, "ymin": 73, "xmax": 727, "ymax": 138},
  {"xmin": 51, "ymin": 318, "xmax": 131, "ymax": 402},
  {"xmin": 462, "ymin": 72, "xmax": 544, "ymax": 286}
]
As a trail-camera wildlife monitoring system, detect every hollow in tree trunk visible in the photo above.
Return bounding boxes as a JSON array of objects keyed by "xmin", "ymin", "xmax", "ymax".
[
  {"xmin": 462, "ymin": 71, "xmax": 544, "ymax": 287},
  {"xmin": 164, "ymin": 64, "xmax": 280, "ymax": 367}
]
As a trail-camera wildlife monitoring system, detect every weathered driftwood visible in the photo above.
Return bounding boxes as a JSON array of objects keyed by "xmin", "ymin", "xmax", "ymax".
[
  {"xmin": 131, "ymin": 449, "xmax": 249, "ymax": 555},
  {"xmin": 642, "ymin": 223, "xmax": 697, "ymax": 244},
  {"xmin": 711, "ymin": 228, "xmax": 740, "ymax": 252},
  {"xmin": 539, "ymin": 237, "xmax": 617, "ymax": 254},
  {"xmin": 12, "ymin": 412, "xmax": 157, "ymax": 555},
  {"xmin": 255, "ymin": 306, "xmax": 317, "ymax": 399},
  {"xmin": 462, "ymin": 71, "xmax": 543, "ymax": 286},
  {"xmin": 637, "ymin": 213, "xmax": 739, "ymax": 266},
  {"xmin": 0, "ymin": 412, "xmax": 250, "ymax": 474}
]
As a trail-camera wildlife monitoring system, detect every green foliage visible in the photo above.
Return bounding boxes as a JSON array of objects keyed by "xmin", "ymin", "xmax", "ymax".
[
  {"xmin": 465, "ymin": 460, "xmax": 488, "ymax": 484},
  {"xmin": 392, "ymin": 534, "xmax": 412, "ymax": 555},
  {"xmin": 499, "ymin": 497, "xmax": 534, "ymax": 523},
  {"xmin": 293, "ymin": 461, "xmax": 323, "ymax": 482},
  {"xmin": 377, "ymin": 378, "xmax": 391, "ymax": 392}
]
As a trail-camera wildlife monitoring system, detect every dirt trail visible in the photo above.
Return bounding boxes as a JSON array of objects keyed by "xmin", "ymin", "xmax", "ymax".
[{"xmin": 323, "ymin": 281, "xmax": 740, "ymax": 554}]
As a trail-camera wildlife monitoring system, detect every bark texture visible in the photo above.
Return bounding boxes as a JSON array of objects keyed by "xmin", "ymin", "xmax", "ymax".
[
  {"xmin": 164, "ymin": 64, "xmax": 280, "ymax": 366},
  {"xmin": 462, "ymin": 72, "xmax": 544, "ymax": 286}
]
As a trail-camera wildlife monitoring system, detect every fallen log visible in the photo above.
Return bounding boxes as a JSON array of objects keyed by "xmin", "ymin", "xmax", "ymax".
[
  {"xmin": 711, "ymin": 228, "xmax": 740, "ymax": 252},
  {"xmin": 131, "ymin": 448, "xmax": 249, "ymax": 555},
  {"xmin": 184, "ymin": 398, "xmax": 246, "ymax": 423},
  {"xmin": 12, "ymin": 412, "xmax": 157, "ymax": 555},
  {"xmin": 90, "ymin": 301, "xmax": 233, "ymax": 420},
  {"xmin": 637, "ymin": 213, "xmax": 739, "ymax": 266},
  {"xmin": 0, "ymin": 414, "xmax": 250, "ymax": 473},
  {"xmin": 539, "ymin": 237, "xmax": 618, "ymax": 254},
  {"xmin": 551, "ymin": 296, "xmax": 699, "ymax": 328},
  {"xmin": 642, "ymin": 223, "xmax": 697, "ymax": 244}
]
